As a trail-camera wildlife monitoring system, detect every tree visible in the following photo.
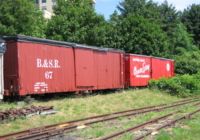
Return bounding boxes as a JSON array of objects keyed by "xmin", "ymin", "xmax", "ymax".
[
  {"xmin": 181, "ymin": 4, "xmax": 200, "ymax": 46},
  {"xmin": 108, "ymin": 14, "xmax": 170, "ymax": 56},
  {"xmin": 175, "ymin": 51, "xmax": 200, "ymax": 75},
  {"xmin": 159, "ymin": 1, "xmax": 180, "ymax": 35},
  {"xmin": 117, "ymin": 0, "xmax": 161, "ymax": 22},
  {"xmin": 100, "ymin": 11, "xmax": 124, "ymax": 49},
  {"xmin": 46, "ymin": 0, "xmax": 106, "ymax": 46},
  {"xmin": 170, "ymin": 23, "xmax": 196, "ymax": 54},
  {"xmin": 0, "ymin": 0, "xmax": 46, "ymax": 37}
]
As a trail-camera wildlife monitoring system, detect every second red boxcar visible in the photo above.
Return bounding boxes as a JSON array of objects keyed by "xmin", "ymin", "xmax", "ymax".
[
  {"xmin": 3, "ymin": 35, "xmax": 124, "ymax": 97},
  {"xmin": 125, "ymin": 54, "xmax": 175, "ymax": 87},
  {"xmin": 151, "ymin": 57, "xmax": 175, "ymax": 80},
  {"xmin": 125, "ymin": 54, "xmax": 151, "ymax": 87}
]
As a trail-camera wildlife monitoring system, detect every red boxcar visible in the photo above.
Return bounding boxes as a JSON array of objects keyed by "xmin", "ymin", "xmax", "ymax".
[
  {"xmin": 3, "ymin": 35, "xmax": 124, "ymax": 97},
  {"xmin": 151, "ymin": 57, "xmax": 175, "ymax": 80},
  {"xmin": 125, "ymin": 54, "xmax": 151, "ymax": 87}
]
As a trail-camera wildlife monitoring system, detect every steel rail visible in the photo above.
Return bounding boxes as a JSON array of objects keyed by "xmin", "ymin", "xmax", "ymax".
[
  {"xmin": 0, "ymin": 98, "xmax": 198, "ymax": 140},
  {"xmin": 135, "ymin": 108, "xmax": 200, "ymax": 140},
  {"xmin": 14, "ymin": 100, "xmax": 199, "ymax": 140},
  {"xmin": 14, "ymin": 100, "xmax": 200, "ymax": 140},
  {"xmin": 98, "ymin": 111, "xmax": 178, "ymax": 140},
  {"xmin": 194, "ymin": 102, "xmax": 200, "ymax": 106}
]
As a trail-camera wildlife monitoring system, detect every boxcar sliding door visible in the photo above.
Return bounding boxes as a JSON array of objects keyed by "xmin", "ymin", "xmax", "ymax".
[{"xmin": 74, "ymin": 48, "xmax": 95, "ymax": 89}]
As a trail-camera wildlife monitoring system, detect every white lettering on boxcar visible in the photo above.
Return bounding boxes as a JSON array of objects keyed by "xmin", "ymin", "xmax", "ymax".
[
  {"xmin": 36, "ymin": 58, "xmax": 61, "ymax": 68},
  {"xmin": 45, "ymin": 71, "xmax": 53, "ymax": 79},
  {"xmin": 132, "ymin": 58, "xmax": 150, "ymax": 78},
  {"xmin": 34, "ymin": 82, "xmax": 48, "ymax": 92},
  {"xmin": 132, "ymin": 58, "xmax": 145, "ymax": 62},
  {"xmin": 166, "ymin": 63, "xmax": 170, "ymax": 71},
  {"xmin": 133, "ymin": 64, "xmax": 150, "ymax": 75}
]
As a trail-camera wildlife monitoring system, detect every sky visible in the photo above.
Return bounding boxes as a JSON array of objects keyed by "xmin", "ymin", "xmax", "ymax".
[{"xmin": 95, "ymin": 0, "xmax": 200, "ymax": 19}]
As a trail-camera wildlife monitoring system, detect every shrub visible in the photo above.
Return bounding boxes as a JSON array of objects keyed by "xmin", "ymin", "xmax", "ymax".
[
  {"xmin": 175, "ymin": 51, "xmax": 200, "ymax": 75},
  {"xmin": 149, "ymin": 73, "xmax": 200, "ymax": 97}
]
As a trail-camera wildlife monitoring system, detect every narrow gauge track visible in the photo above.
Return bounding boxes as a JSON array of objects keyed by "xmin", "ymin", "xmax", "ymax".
[
  {"xmin": 0, "ymin": 98, "xmax": 198, "ymax": 140},
  {"xmin": 99, "ymin": 108, "xmax": 200, "ymax": 140},
  {"xmin": 135, "ymin": 108, "xmax": 200, "ymax": 140}
]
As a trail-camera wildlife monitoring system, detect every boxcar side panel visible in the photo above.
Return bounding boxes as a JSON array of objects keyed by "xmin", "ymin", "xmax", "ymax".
[
  {"xmin": 171, "ymin": 61, "xmax": 175, "ymax": 77},
  {"xmin": 110, "ymin": 52, "xmax": 122, "ymax": 88},
  {"xmin": 75, "ymin": 48, "xmax": 95, "ymax": 88},
  {"xmin": 94, "ymin": 51, "xmax": 124, "ymax": 90},
  {"xmin": 151, "ymin": 58, "xmax": 174, "ymax": 80},
  {"xmin": 128, "ymin": 54, "xmax": 151, "ymax": 87},
  {"xmin": 94, "ymin": 51, "xmax": 109, "ymax": 89},
  {"xmin": 17, "ymin": 42, "xmax": 75, "ymax": 95}
]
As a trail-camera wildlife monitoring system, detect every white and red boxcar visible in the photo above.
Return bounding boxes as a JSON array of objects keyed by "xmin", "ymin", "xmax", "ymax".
[
  {"xmin": 125, "ymin": 54, "xmax": 175, "ymax": 87},
  {"xmin": 3, "ymin": 35, "xmax": 124, "ymax": 97},
  {"xmin": 125, "ymin": 54, "xmax": 151, "ymax": 87}
]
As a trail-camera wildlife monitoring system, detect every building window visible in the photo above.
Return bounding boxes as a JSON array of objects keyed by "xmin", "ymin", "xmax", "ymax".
[
  {"xmin": 35, "ymin": 0, "xmax": 39, "ymax": 4},
  {"xmin": 42, "ymin": 0, "xmax": 46, "ymax": 3},
  {"xmin": 42, "ymin": 6, "xmax": 47, "ymax": 10}
]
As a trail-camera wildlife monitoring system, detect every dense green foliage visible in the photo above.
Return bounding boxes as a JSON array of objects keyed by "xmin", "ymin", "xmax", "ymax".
[
  {"xmin": 175, "ymin": 51, "xmax": 200, "ymax": 75},
  {"xmin": 149, "ymin": 73, "xmax": 200, "ymax": 97},
  {"xmin": 0, "ymin": 0, "xmax": 46, "ymax": 37},
  {"xmin": 108, "ymin": 14, "xmax": 169, "ymax": 56},
  {"xmin": 181, "ymin": 4, "xmax": 200, "ymax": 47},
  {"xmin": 170, "ymin": 23, "xmax": 196, "ymax": 55},
  {"xmin": 104, "ymin": 0, "xmax": 199, "ymax": 57},
  {"xmin": 46, "ymin": 0, "xmax": 106, "ymax": 46}
]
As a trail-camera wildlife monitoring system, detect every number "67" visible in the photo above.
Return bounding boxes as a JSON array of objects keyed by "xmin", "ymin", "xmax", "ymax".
[{"xmin": 45, "ymin": 71, "xmax": 53, "ymax": 79}]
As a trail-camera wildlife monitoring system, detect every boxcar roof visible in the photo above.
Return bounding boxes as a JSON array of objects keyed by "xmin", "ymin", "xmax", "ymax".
[
  {"xmin": 126, "ymin": 53, "xmax": 152, "ymax": 58},
  {"xmin": 126, "ymin": 53, "xmax": 174, "ymax": 61},
  {"xmin": 153, "ymin": 57, "xmax": 174, "ymax": 61},
  {"xmin": 3, "ymin": 35, "xmax": 124, "ymax": 53}
]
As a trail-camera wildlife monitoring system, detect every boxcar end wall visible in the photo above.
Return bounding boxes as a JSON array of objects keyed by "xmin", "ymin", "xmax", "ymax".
[{"xmin": 0, "ymin": 39, "xmax": 6, "ymax": 99}]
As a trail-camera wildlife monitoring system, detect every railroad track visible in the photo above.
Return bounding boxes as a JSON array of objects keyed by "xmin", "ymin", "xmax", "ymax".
[
  {"xmin": 99, "ymin": 108, "xmax": 200, "ymax": 140},
  {"xmin": 0, "ymin": 98, "xmax": 199, "ymax": 140}
]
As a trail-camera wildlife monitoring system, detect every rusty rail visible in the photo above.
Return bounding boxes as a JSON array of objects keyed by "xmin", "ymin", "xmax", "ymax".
[
  {"xmin": 0, "ymin": 98, "xmax": 198, "ymax": 140},
  {"xmin": 98, "ymin": 111, "xmax": 178, "ymax": 140},
  {"xmin": 135, "ymin": 108, "xmax": 200, "ymax": 140}
]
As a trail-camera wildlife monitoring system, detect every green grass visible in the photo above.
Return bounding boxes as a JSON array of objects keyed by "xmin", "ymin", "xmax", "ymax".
[
  {"xmin": 0, "ymin": 89, "xmax": 200, "ymax": 140},
  {"xmin": 70, "ymin": 103, "xmax": 198, "ymax": 140},
  {"xmin": 156, "ymin": 113, "xmax": 200, "ymax": 140},
  {"xmin": 0, "ymin": 89, "xmax": 179, "ymax": 136}
]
